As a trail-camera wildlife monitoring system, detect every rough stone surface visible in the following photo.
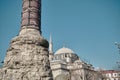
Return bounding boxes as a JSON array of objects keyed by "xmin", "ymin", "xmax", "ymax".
[{"xmin": 0, "ymin": 29, "xmax": 53, "ymax": 80}]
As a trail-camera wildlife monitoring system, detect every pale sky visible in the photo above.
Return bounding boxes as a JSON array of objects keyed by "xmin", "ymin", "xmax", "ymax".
[{"xmin": 0, "ymin": 0, "xmax": 120, "ymax": 69}]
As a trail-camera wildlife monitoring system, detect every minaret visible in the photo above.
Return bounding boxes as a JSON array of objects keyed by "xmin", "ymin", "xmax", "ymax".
[
  {"xmin": 0, "ymin": 0, "xmax": 53, "ymax": 80},
  {"xmin": 49, "ymin": 34, "xmax": 54, "ymax": 60},
  {"xmin": 49, "ymin": 34, "xmax": 53, "ymax": 53}
]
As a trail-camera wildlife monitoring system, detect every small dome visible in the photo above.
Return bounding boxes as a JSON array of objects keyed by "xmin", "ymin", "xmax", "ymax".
[{"xmin": 55, "ymin": 47, "xmax": 74, "ymax": 54}]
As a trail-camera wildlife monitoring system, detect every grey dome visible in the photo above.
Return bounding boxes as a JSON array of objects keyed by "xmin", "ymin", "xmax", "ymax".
[{"xmin": 55, "ymin": 47, "xmax": 74, "ymax": 54}]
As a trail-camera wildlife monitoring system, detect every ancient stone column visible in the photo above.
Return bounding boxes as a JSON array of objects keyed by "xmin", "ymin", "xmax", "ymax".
[
  {"xmin": 20, "ymin": 0, "xmax": 41, "ymax": 35},
  {"xmin": 0, "ymin": 0, "xmax": 53, "ymax": 80}
]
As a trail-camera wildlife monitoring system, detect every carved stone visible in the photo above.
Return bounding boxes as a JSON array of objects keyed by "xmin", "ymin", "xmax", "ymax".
[{"xmin": 0, "ymin": 29, "xmax": 53, "ymax": 80}]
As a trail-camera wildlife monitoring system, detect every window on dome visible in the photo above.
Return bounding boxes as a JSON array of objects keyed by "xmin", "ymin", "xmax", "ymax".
[
  {"xmin": 61, "ymin": 55, "xmax": 64, "ymax": 59},
  {"xmin": 65, "ymin": 54, "xmax": 67, "ymax": 57}
]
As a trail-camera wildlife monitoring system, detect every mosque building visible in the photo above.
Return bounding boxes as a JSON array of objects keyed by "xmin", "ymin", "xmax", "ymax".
[{"xmin": 48, "ymin": 36, "xmax": 106, "ymax": 80}]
